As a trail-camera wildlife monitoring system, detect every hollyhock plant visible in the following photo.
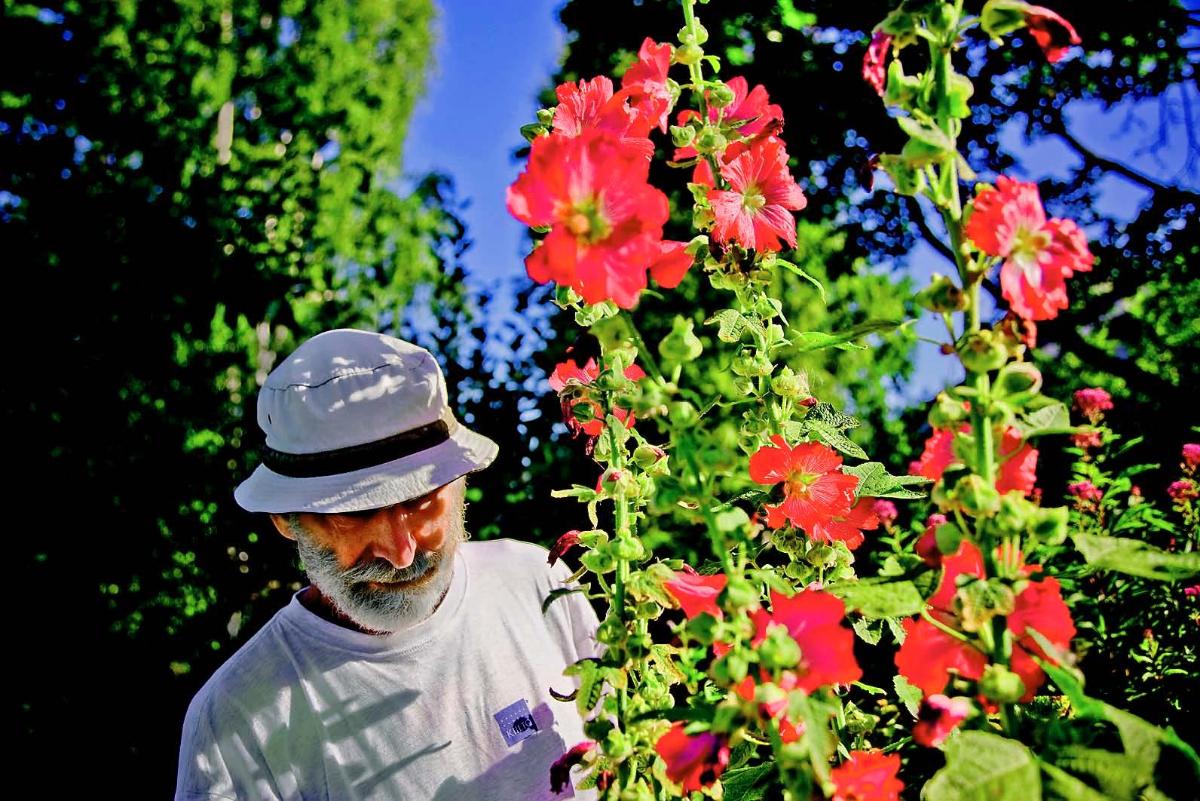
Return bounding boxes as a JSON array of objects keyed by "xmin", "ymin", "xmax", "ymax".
[
  {"xmin": 506, "ymin": 128, "xmax": 691, "ymax": 308},
  {"xmin": 550, "ymin": 75, "xmax": 654, "ymax": 159},
  {"xmin": 550, "ymin": 741, "xmax": 596, "ymax": 793},
  {"xmin": 749, "ymin": 436, "xmax": 859, "ymax": 534},
  {"xmin": 830, "ymin": 750, "xmax": 904, "ymax": 801},
  {"xmin": 620, "ymin": 38, "xmax": 674, "ymax": 133},
  {"xmin": 911, "ymin": 424, "xmax": 1038, "ymax": 497},
  {"xmin": 672, "ymin": 76, "xmax": 783, "ymax": 162},
  {"xmin": 548, "ymin": 357, "xmax": 646, "ymax": 438},
  {"xmin": 708, "ymin": 136, "xmax": 807, "ymax": 252},
  {"xmin": 862, "ymin": 31, "xmax": 892, "ymax": 97},
  {"xmin": 654, "ymin": 722, "xmax": 730, "ymax": 793},
  {"xmin": 745, "ymin": 590, "xmax": 862, "ymax": 693},
  {"xmin": 964, "ymin": 175, "xmax": 1094, "ymax": 321},
  {"xmin": 913, "ymin": 694, "xmax": 972, "ymax": 747},
  {"xmin": 917, "ymin": 513, "xmax": 949, "ymax": 566},
  {"xmin": 1168, "ymin": 480, "xmax": 1198, "ymax": 502}
]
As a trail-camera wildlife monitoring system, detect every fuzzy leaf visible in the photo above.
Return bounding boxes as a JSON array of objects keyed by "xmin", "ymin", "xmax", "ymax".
[
  {"xmin": 829, "ymin": 579, "xmax": 924, "ymax": 619},
  {"xmin": 1072, "ymin": 533, "xmax": 1200, "ymax": 581},
  {"xmin": 924, "ymin": 731, "xmax": 1041, "ymax": 801}
]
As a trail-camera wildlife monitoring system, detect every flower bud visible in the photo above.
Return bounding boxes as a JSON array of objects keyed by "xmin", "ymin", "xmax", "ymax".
[
  {"xmin": 731, "ymin": 350, "xmax": 773, "ymax": 377},
  {"xmin": 955, "ymin": 474, "xmax": 1002, "ymax": 517},
  {"xmin": 957, "ymin": 577, "xmax": 1016, "ymax": 632},
  {"xmin": 1030, "ymin": 505, "xmax": 1068, "ymax": 546},
  {"xmin": 612, "ymin": 535, "xmax": 645, "ymax": 561},
  {"xmin": 770, "ymin": 366, "xmax": 811, "ymax": 400},
  {"xmin": 758, "ymin": 626, "xmax": 802, "ymax": 670},
  {"xmin": 843, "ymin": 703, "xmax": 879, "ymax": 735},
  {"xmin": 722, "ymin": 577, "xmax": 760, "ymax": 610},
  {"xmin": 602, "ymin": 729, "xmax": 633, "ymax": 762},
  {"xmin": 979, "ymin": 663, "xmax": 1026, "ymax": 704},
  {"xmin": 960, "ymin": 330, "xmax": 1009, "ymax": 373},
  {"xmin": 670, "ymin": 124, "xmax": 696, "ymax": 149},
  {"xmin": 915, "ymin": 273, "xmax": 967, "ymax": 313},
  {"xmin": 678, "ymin": 22, "xmax": 709, "ymax": 45},
  {"xmin": 536, "ymin": 108, "xmax": 555, "ymax": 126},
  {"xmin": 807, "ymin": 544, "xmax": 839, "ymax": 568},
  {"xmin": 659, "ymin": 315, "xmax": 704, "ymax": 364},
  {"xmin": 994, "ymin": 362, "xmax": 1042, "ymax": 403},
  {"xmin": 596, "ymin": 616, "xmax": 626, "ymax": 645},
  {"xmin": 995, "ymin": 492, "xmax": 1034, "ymax": 534},
  {"xmin": 674, "ymin": 43, "xmax": 703, "ymax": 65},
  {"xmin": 632, "ymin": 443, "xmax": 666, "ymax": 469},
  {"xmin": 693, "ymin": 126, "xmax": 727, "ymax": 155},
  {"xmin": 708, "ymin": 81, "xmax": 736, "ymax": 108},
  {"xmin": 669, "ymin": 400, "xmax": 698, "ymax": 426},
  {"xmin": 928, "ymin": 391, "xmax": 970, "ymax": 428},
  {"xmin": 979, "ymin": 0, "xmax": 1029, "ymax": 40}
]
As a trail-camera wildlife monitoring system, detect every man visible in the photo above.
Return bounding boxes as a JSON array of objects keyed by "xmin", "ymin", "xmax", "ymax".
[{"xmin": 174, "ymin": 329, "xmax": 600, "ymax": 801}]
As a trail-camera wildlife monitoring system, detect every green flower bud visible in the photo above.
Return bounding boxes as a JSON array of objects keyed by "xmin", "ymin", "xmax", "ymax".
[
  {"xmin": 519, "ymin": 123, "xmax": 547, "ymax": 143},
  {"xmin": 731, "ymin": 350, "xmax": 773, "ymax": 378},
  {"xmin": 536, "ymin": 108, "xmax": 555, "ymax": 126},
  {"xmin": 1030, "ymin": 505, "xmax": 1069, "ymax": 546},
  {"xmin": 995, "ymin": 492, "xmax": 1034, "ymax": 535},
  {"xmin": 758, "ymin": 625, "xmax": 802, "ymax": 670},
  {"xmin": 877, "ymin": 153, "xmax": 926, "ymax": 196},
  {"xmin": 584, "ymin": 717, "xmax": 614, "ymax": 742},
  {"xmin": 612, "ymin": 535, "xmax": 645, "ymax": 561},
  {"xmin": 915, "ymin": 273, "xmax": 967, "ymax": 313},
  {"xmin": 955, "ymin": 474, "xmax": 1002, "ymax": 517},
  {"xmin": 979, "ymin": 0, "xmax": 1029, "ymax": 40},
  {"xmin": 659, "ymin": 315, "xmax": 704, "ymax": 364},
  {"xmin": 960, "ymin": 330, "xmax": 1009, "ymax": 373},
  {"xmin": 712, "ymin": 650, "xmax": 750, "ymax": 684},
  {"xmin": 603, "ymin": 729, "xmax": 633, "ymax": 762},
  {"xmin": 843, "ymin": 703, "xmax": 879, "ymax": 735},
  {"xmin": 927, "ymin": 1, "xmax": 958, "ymax": 36},
  {"xmin": 596, "ymin": 616, "xmax": 626, "ymax": 645},
  {"xmin": 979, "ymin": 663, "xmax": 1027, "ymax": 704},
  {"xmin": 807, "ymin": 543, "xmax": 838, "ymax": 568},
  {"xmin": 686, "ymin": 611, "xmax": 720, "ymax": 644},
  {"xmin": 669, "ymin": 400, "xmax": 698, "ymax": 426},
  {"xmin": 571, "ymin": 402, "xmax": 597, "ymax": 426},
  {"xmin": 674, "ymin": 43, "xmax": 703, "ymax": 66},
  {"xmin": 935, "ymin": 521, "xmax": 964, "ymax": 556},
  {"xmin": 693, "ymin": 126, "xmax": 727, "ymax": 155},
  {"xmin": 957, "ymin": 577, "xmax": 1016, "ymax": 632},
  {"xmin": 677, "ymin": 22, "xmax": 709, "ymax": 45},
  {"xmin": 708, "ymin": 81, "xmax": 736, "ymax": 108},
  {"xmin": 994, "ymin": 362, "xmax": 1043, "ymax": 404},
  {"xmin": 581, "ymin": 549, "xmax": 617, "ymax": 575},
  {"xmin": 928, "ymin": 391, "xmax": 971, "ymax": 428},
  {"xmin": 771, "ymin": 366, "xmax": 811, "ymax": 400},
  {"xmin": 721, "ymin": 577, "xmax": 760, "ymax": 609},
  {"xmin": 670, "ymin": 124, "xmax": 696, "ymax": 149},
  {"xmin": 632, "ymin": 443, "xmax": 666, "ymax": 469}
]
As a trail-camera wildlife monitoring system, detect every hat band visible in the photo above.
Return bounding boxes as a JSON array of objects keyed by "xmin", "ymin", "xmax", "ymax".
[{"xmin": 262, "ymin": 419, "xmax": 453, "ymax": 478}]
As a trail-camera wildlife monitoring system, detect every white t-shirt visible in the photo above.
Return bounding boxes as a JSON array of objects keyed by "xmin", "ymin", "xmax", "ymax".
[{"xmin": 175, "ymin": 539, "xmax": 601, "ymax": 801}]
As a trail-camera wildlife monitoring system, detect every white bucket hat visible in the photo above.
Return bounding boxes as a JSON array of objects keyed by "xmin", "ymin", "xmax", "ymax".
[{"xmin": 234, "ymin": 329, "xmax": 499, "ymax": 514}]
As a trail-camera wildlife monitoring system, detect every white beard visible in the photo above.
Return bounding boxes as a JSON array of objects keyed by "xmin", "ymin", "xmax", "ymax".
[{"xmin": 293, "ymin": 504, "xmax": 466, "ymax": 635}]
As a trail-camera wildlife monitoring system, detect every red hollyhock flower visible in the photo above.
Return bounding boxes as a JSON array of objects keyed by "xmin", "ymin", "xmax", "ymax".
[
  {"xmin": 620, "ymin": 38, "xmax": 674, "ymax": 134},
  {"xmin": 549, "ymin": 741, "xmax": 595, "ymax": 793},
  {"xmin": 749, "ymin": 590, "xmax": 862, "ymax": 693},
  {"xmin": 548, "ymin": 530, "xmax": 582, "ymax": 567},
  {"xmin": 804, "ymin": 498, "xmax": 881, "ymax": 551},
  {"xmin": 507, "ymin": 129, "xmax": 673, "ymax": 308},
  {"xmin": 917, "ymin": 513, "xmax": 948, "ymax": 567},
  {"xmin": 547, "ymin": 357, "xmax": 645, "ymax": 438},
  {"xmin": 708, "ymin": 136, "xmax": 807, "ymax": 252},
  {"xmin": 673, "ymin": 76, "xmax": 784, "ymax": 163},
  {"xmin": 1025, "ymin": 5, "xmax": 1082, "ymax": 63},
  {"xmin": 1006, "ymin": 576, "xmax": 1076, "ymax": 700},
  {"xmin": 928, "ymin": 540, "xmax": 987, "ymax": 614},
  {"xmin": 654, "ymin": 722, "xmax": 730, "ymax": 793},
  {"xmin": 909, "ymin": 427, "xmax": 958, "ymax": 481},
  {"xmin": 997, "ymin": 427, "xmax": 1038, "ymax": 497},
  {"xmin": 965, "ymin": 176, "xmax": 1093, "ymax": 321},
  {"xmin": 862, "ymin": 31, "xmax": 892, "ymax": 97},
  {"xmin": 913, "ymin": 694, "xmax": 972, "ymax": 747},
  {"xmin": 549, "ymin": 75, "xmax": 654, "ymax": 160},
  {"xmin": 895, "ymin": 616, "xmax": 988, "ymax": 697},
  {"xmin": 648, "ymin": 239, "xmax": 694, "ymax": 290},
  {"xmin": 830, "ymin": 750, "xmax": 904, "ymax": 801},
  {"xmin": 750, "ymin": 435, "xmax": 859, "ymax": 535},
  {"xmin": 665, "ymin": 567, "xmax": 728, "ymax": 620}
]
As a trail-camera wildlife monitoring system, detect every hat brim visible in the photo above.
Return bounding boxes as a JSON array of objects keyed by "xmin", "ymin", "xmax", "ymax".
[{"xmin": 233, "ymin": 424, "xmax": 499, "ymax": 514}]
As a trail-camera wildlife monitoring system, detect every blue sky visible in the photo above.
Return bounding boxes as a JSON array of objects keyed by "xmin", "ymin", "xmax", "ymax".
[{"xmin": 402, "ymin": 0, "xmax": 1198, "ymax": 403}]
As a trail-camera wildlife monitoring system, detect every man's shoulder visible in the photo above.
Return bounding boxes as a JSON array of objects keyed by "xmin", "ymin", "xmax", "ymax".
[
  {"xmin": 461, "ymin": 537, "xmax": 552, "ymax": 566},
  {"xmin": 459, "ymin": 538, "xmax": 572, "ymax": 596}
]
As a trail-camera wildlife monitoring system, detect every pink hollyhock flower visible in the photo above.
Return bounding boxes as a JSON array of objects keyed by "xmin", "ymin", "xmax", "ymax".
[
  {"xmin": 917, "ymin": 513, "xmax": 948, "ymax": 566},
  {"xmin": 548, "ymin": 530, "xmax": 582, "ymax": 566},
  {"xmin": 747, "ymin": 590, "xmax": 863, "ymax": 693},
  {"xmin": 648, "ymin": 239, "xmax": 694, "ymax": 290},
  {"xmin": 965, "ymin": 176, "xmax": 1094, "ymax": 321},
  {"xmin": 1168, "ymin": 480, "xmax": 1198, "ymax": 502},
  {"xmin": 1073, "ymin": 387, "xmax": 1114, "ymax": 419},
  {"xmin": 549, "ymin": 741, "xmax": 595, "ymax": 793},
  {"xmin": 654, "ymin": 722, "xmax": 730, "ymax": 793},
  {"xmin": 830, "ymin": 750, "xmax": 904, "ymax": 801},
  {"xmin": 550, "ymin": 75, "xmax": 654, "ymax": 160},
  {"xmin": 872, "ymin": 498, "xmax": 899, "ymax": 526},
  {"xmin": 1183, "ymin": 585, "xmax": 1200, "ymax": 598},
  {"xmin": 1025, "ymin": 5, "xmax": 1082, "ymax": 63},
  {"xmin": 507, "ymin": 129, "xmax": 673, "ymax": 308},
  {"xmin": 620, "ymin": 38, "xmax": 674, "ymax": 133},
  {"xmin": 804, "ymin": 498, "xmax": 881, "ymax": 551},
  {"xmin": 862, "ymin": 31, "xmax": 892, "ymax": 97},
  {"xmin": 749, "ymin": 436, "xmax": 859, "ymax": 534},
  {"xmin": 664, "ymin": 567, "xmax": 728, "ymax": 620},
  {"xmin": 913, "ymin": 694, "xmax": 972, "ymax": 747},
  {"xmin": 1067, "ymin": 481, "xmax": 1103, "ymax": 503},
  {"xmin": 1072, "ymin": 429, "xmax": 1103, "ymax": 449},
  {"xmin": 1181, "ymin": 443, "xmax": 1200, "ymax": 470},
  {"xmin": 708, "ymin": 136, "xmax": 807, "ymax": 252},
  {"xmin": 997, "ymin": 428, "xmax": 1038, "ymax": 497}
]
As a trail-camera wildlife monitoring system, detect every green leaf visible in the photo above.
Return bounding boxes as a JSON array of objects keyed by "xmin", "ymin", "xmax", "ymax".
[
  {"xmin": 829, "ymin": 579, "xmax": 924, "ymax": 619},
  {"xmin": 896, "ymin": 116, "xmax": 956, "ymax": 153},
  {"xmin": 705, "ymin": 309, "xmax": 762, "ymax": 343},
  {"xmin": 715, "ymin": 506, "xmax": 751, "ymax": 533},
  {"xmin": 1019, "ymin": 402, "xmax": 1073, "ymax": 438},
  {"xmin": 1072, "ymin": 532, "xmax": 1200, "ymax": 580},
  {"xmin": 1039, "ymin": 761, "xmax": 1113, "ymax": 801},
  {"xmin": 773, "ymin": 258, "xmax": 827, "ymax": 302},
  {"xmin": 721, "ymin": 763, "xmax": 774, "ymax": 801},
  {"xmin": 924, "ymin": 731, "xmax": 1041, "ymax": 801},
  {"xmin": 542, "ymin": 587, "xmax": 583, "ymax": 614},
  {"xmin": 791, "ymin": 330, "xmax": 866, "ymax": 352},
  {"xmin": 844, "ymin": 461, "xmax": 931, "ymax": 500},
  {"xmin": 893, "ymin": 674, "xmax": 923, "ymax": 718},
  {"xmin": 806, "ymin": 420, "xmax": 868, "ymax": 459}
]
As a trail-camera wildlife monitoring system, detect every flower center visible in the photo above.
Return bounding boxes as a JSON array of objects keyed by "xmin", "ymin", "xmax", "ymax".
[
  {"xmin": 565, "ymin": 197, "xmax": 611, "ymax": 244},
  {"xmin": 785, "ymin": 470, "xmax": 818, "ymax": 498},
  {"xmin": 742, "ymin": 184, "xmax": 766, "ymax": 213},
  {"xmin": 1010, "ymin": 224, "xmax": 1051, "ymax": 279}
]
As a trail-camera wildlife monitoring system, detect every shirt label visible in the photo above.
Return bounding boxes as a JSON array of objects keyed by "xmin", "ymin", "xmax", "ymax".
[{"xmin": 494, "ymin": 698, "xmax": 540, "ymax": 746}]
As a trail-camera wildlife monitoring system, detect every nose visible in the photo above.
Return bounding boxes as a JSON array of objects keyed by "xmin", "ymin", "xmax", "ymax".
[{"xmin": 362, "ymin": 504, "xmax": 444, "ymax": 570}]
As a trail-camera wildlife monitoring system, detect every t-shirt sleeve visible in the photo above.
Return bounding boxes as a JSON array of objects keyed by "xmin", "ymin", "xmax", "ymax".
[
  {"xmin": 174, "ymin": 687, "xmax": 284, "ymax": 801},
  {"xmin": 548, "ymin": 559, "xmax": 603, "ymax": 662}
]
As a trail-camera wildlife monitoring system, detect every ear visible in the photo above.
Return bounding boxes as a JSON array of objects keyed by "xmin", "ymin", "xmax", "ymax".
[{"xmin": 270, "ymin": 513, "xmax": 297, "ymax": 542}]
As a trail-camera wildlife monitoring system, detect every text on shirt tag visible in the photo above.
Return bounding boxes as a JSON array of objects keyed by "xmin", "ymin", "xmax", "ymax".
[{"xmin": 494, "ymin": 698, "xmax": 540, "ymax": 747}]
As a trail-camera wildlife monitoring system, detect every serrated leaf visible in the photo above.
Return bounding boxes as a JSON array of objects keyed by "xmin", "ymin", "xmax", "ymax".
[
  {"xmin": 1019, "ymin": 402, "xmax": 1072, "ymax": 438},
  {"xmin": 829, "ymin": 579, "xmax": 924, "ymax": 618},
  {"xmin": 852, "ymin": 616, "xmax": 883, "ymax": 645},
  {"xmin": 542, "ymin": 587, "xmax": 584, "ymax": 614},
  {"xmin": 924, "ymin": 731, "xmax": 1041, "ymax": 801},
  {"xmin": 893, "ymin": 674, "xmax": 923, "ymax": 717},
  {"xmin": 721, "ymin": 763, "xmax": 774, "ymax": 801},
  {"xmin": 1039, "ymin": 761, "xmax": 1113, "ymax": 801},
  {"xmin": 791, "ymin": 330, "xmax": 866, "ymax": 352},
  {"xmin": 806, "ymin": 420, "xmax": 868, "ymax": 459},
  {"xmin": 807, "ymin": 402, "xmax": 861, "ymax": 431},
  {"xmin": 1072, "ymin": 533, "xmax": 1200, "ymax": 581},
  {"xmin": 773, "ymin": 258, "xmax": 826, "ymax": 302},
  {"xmin": 705, "ymin": 309, "xmax": 761, "ymax": 343}
]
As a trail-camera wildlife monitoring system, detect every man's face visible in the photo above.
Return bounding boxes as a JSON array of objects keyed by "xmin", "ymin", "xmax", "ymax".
[{"xmin": 274, "ymin": 478, "xmax": 468, "ymax": 634}]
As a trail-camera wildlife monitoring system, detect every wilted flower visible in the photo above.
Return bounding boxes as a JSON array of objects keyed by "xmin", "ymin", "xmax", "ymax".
[
  {"xmin": 548, "ymin": 530, "xmax": 582, "ymax": 567},
  {"xmin": 1025, "ymin": 5, "xmax": 1082, "ymax": 63},
  {"xmin": 862, "ymin": 32, "xmax": 892, "ymax": 97},
  {"xmin": 654, "ymin": 723, "xmax": 730, "ymax": 793},
  {"xmin": 549, "ymin": 741, "xmax": 595, "ymax": 794}
]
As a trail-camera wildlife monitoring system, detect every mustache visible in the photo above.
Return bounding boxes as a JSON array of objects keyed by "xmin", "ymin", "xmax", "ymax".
[{"xmin": 343, "ymin": 549, "xmax": 437, "ymax": 584}]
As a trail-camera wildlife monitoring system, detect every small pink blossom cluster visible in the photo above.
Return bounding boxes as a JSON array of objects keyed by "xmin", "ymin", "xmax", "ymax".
[
  {"xmin": 1067, "ymin": 480, "xmax": 1103, "ymax": 504},
  {"xmin": 1073, "ymin": 388, "xmax": 1114, "ymax": 422}
]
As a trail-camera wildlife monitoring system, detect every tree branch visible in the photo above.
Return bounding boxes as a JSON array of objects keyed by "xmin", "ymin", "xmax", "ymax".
[
  {"xmin": 905, "ymin": 195, "xmax": 957, "ymax": 266},
  {"xmin": 1049, "ymin": 118, "xmax": 1200, "ymax": 200}
]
